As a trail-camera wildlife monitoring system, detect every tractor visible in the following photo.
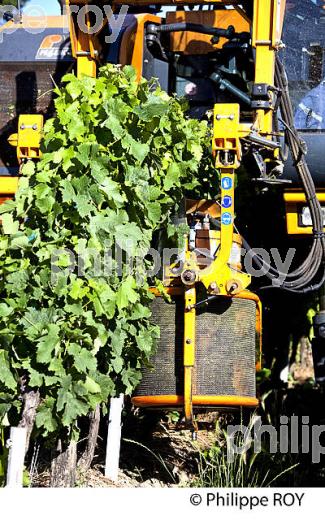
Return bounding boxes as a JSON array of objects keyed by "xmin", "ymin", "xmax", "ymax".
[{"xmin": 1, "ymin": 0, "xmax": 325, "ymax": 432}]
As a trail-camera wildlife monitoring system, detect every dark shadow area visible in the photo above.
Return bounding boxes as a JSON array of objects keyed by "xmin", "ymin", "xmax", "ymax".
[
  {"xmin": 0, "ymin": 30, "xmax": 74, "ymax": 174},
  {"xmin": 236, "ymin": 171, "xmax": 325, "ymax": 486}
]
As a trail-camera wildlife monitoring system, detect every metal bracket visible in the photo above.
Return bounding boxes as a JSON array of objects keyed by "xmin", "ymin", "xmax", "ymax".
[
  {"xmin": 8, "ymin": 114, "xmax": 43, "ymax": 162},
  {"xmin": 213, "ymin": 103, "xmax": 241, "ymax": 169}
]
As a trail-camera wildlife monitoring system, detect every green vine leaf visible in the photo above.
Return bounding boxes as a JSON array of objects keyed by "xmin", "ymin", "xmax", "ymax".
[
  {"xmin": 0, "ymin": 63, "xmax": 216, "ymax": 438},
  {"xmin": 0, "ymin": 351, "xmax": 16, "ymax": 391}
]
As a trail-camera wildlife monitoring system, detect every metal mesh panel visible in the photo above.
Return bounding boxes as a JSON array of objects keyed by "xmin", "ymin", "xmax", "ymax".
[
  {"xmin": 135, "ymin": 296, "xmax": 256, "ymax": 399},
  {"xmin": 135, "ymin": 297, "xmax": 184, "ymax": 396},
  {"xmin": 194, "ymin": 298, "xmax": 256, "ymax": 397}
]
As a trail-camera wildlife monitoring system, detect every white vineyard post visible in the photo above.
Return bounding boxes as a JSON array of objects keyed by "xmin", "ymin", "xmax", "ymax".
[
  {"xmin": 105, "ymin": 394, "xmax": 124, "ymax": 482},
  {"xmin": 6, "ymin": 427, "xmax": 27, "ymax": 488}
]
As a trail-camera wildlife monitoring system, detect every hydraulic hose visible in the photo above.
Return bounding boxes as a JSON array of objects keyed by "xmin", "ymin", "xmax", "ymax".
[{"xmin": 147, "ymin": 22, "xmax": 236, "ymax": 39}]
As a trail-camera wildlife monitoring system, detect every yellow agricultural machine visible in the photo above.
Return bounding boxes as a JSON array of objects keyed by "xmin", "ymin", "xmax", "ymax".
[{"xmin": 1, "ymin": 0, "xmax": 325, "ymax": 429}]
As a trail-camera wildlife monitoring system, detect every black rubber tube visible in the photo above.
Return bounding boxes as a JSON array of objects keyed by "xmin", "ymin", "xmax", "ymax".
[{"xmin": 151, "ymin": 22, "xmax": 235, "ymax": 38}]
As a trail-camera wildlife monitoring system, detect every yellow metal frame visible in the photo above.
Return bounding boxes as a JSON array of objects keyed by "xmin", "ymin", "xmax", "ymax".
[
  {"xmin": 184, "ymin": 287, "xmax": 196, "ymax": 423},
  {"xmin": 127, "ymin": 14, "xmax": 162, "ymax": 81},
  {"xmin": 284, "ymin": 191, "xmax": 325, "ymax": 235},
  {"xmin": 0, "ymin": 177, "xmax": 19, "ymax": 196},
  {"xmin": 158, "ymin": 1, "xmax": 284, "ymax": 423},
  {"xmin": 66, "ymin": 0, "xmax": 102, "ymax": 78},
  {"xmin": 132, "ymin": 395, "xmax": 259, "ymax": 408},
  {"xmin": 252, "ymin": 0, "xmax": 283, "ymax": 137}
]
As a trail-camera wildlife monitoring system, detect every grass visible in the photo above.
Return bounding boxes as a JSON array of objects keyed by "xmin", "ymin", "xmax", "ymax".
[
  {"xmin": 123, "ymin": 438, "xmax": 178, "ymax": 484},
  {"xmin": 192, "ymin": 414, "xmax": 299, "ymax": 488}
]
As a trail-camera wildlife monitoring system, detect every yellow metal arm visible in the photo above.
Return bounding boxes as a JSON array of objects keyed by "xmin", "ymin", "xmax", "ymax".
[
  {"xmin": 66, "ymin": 0, "xmax": 103, "ymax": 78},
  {"xmin": 183, "ymin": 287, "xmax": 196, "ymax": 424}
]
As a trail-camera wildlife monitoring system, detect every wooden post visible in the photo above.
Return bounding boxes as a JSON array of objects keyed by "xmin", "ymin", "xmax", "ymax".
[
  {"xmin": 6, "ymin": 427, "xmax": 27, "ymax": 488},
  {"xmin": 105, "ymin": 394, "xmax": 124, "ymax": 482}
]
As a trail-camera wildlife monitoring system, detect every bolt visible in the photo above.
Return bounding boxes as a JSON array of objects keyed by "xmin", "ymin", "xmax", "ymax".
[
  {"xmin": 32, "ymin": 124, "xmax": 38, "ymax": 130},
  {"xmin": 182, "ymin": 270, "xmax": 196, "ymax": 285},
  {"xmin": 216, "ymin": 114, "xmax": 234, "ymax": 121},
  {"xmin": 186, "ymin": 339, "xmax": 192, "ymax": 344},
  {"xmin": 210, "ymin": 282, "xmax": 217, "ymax": 290}
]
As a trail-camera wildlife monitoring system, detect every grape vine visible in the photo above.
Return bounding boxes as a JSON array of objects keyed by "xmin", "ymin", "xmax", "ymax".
[{"xmin": 0, "ymin": 64, "xmax": 214, "ymax": 440}]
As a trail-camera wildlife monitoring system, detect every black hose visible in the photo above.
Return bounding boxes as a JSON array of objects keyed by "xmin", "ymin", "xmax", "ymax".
[
  {"xmin": 270, "ymin": 58, "xmax": 325, "ymax": 290},
  {"xmin": 148, "ymin": 22, "xmax": 236, "ymax": 39}
]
